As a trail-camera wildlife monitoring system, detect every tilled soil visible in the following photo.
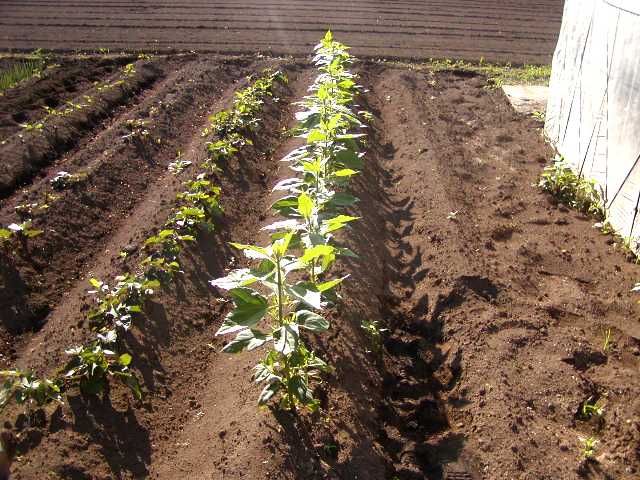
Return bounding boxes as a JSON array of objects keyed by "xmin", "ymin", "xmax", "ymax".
[
  {"xmin": 1, "ymin": 58, "xmax": 639, "ymax": 480},
  {"xmin": 0, "ymin": 0, "xmax": 563, "ymax": 63}
]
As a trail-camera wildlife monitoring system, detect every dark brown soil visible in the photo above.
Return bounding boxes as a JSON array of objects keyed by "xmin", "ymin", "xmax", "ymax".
[
  {"xmin": 1, "ymin": 58, "xmax": 639, "ymax": 480},
  {"xmin": 0, "ymin": 0, "xmax": 563, "ymax": 63}
]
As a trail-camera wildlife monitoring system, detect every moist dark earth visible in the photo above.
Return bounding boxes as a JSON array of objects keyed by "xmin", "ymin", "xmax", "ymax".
[
  {"xmin": 0, "ymin": 0, "xmax": 564, "ymax": 63},
  {"xmin": 1, "ymin": 54, "xmax": 639, "ymax": 480}
]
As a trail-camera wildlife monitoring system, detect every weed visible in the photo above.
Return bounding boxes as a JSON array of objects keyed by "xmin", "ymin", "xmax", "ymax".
[
  {"xmin": 0, "ymin": 58, "xmax": 45, "ymax": 92},
  {"xmin": 422, "ymin": 58, "xmax": 551, "ymax": 88},
  {"xmin": 539, "ymin": 155, "xmax": 605, "ymax": 218},
  {"xmin": 19, "ymin": 121, "xmax": 44, "ymax": 132}
]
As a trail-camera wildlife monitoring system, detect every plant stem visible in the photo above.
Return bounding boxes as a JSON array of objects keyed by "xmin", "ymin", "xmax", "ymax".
[{"xmin": 276, "ymin": 255, "xmax": 294, "ymax": 410}]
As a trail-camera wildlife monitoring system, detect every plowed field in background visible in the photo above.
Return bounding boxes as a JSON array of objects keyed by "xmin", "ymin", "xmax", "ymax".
[{"xmin": 0, "ymin": 0, "xmax": 563, "ymax": 63}]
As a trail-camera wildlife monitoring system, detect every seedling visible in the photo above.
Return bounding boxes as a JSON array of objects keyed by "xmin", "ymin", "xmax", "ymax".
[
  {"xmin": 602, "ymin": 328, "xmax": 612, "ymax": 353},
  {"xmin": 123, "ymin": 119, "xmax": 150, "ymax": 141},
  {"xmin": 580, "ymin": 398, "xmax": 605, "ymax": 419},
  {"xmin": 0, "ymin": 370, "xmax": 62, "ymax": 417},
  {"xmin": 51, "ymin": 171, "xmax": 83, "ymax": 190},
  {"xmin": 0, "ymin": 220, "xmax": 43, "ymax": 245},
  {"xmin": 63, "ymin": 336, "xmax": 141, "ymax": 399},
  {"xmin": 168, "ymin": 159, "xmax": 192, "ymax": 174},
  {"xmin": 19, "ymin": 121, "xmax": 44, "ymax": 131},
  {"xmin": 122, "ymin": 63, "xmax": 136, "ymax": 77},
  {"xmin": 579, "ymin": 436, "xmax": 598, "ymax": 459},
  {"xmin": 361, "ymin": 320, "xmax": 388, "ymax": 356},
  {"xmin": 532, "ymin": 110, "xmax": 545, "ymax": 121}
]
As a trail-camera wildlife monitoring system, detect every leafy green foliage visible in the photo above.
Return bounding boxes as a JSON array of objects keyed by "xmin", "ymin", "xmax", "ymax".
[
  {"xmin": 212, "ymin": 32, "xmax": 372, "ymax": 411},
  {"xmin": 0, "ymin": 219, "xmax": 43, "ymax": 245},
  {"xmin": 0, "ymin": 55, "xmax": 45, "ymax": 92},
  {"xmin": 0, "ymin": 370, "xmax": 62, "ymax": 414},
  {"xmin": 539, "ymin": 155, "xmax": 605, "ymax": 218},
  {"xmin": 579, "ymin": 436, "xmax": 598, "ymax": 459},
  {"xmin": 63, "ymin": 337, "xmax": 141, "ymax": 399},
  {"xmin": 0, "ymin": 68, "xmax": 287, "ymax": 417}
]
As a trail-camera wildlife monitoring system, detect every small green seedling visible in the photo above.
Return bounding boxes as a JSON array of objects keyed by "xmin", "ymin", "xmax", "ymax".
[
  {"xmin": 579, "ymin": 436, "xmax": 598, "ymax": 459},
  {"xmin": 361, "ymin": 320, "xmax": 388, "ymax": 356},
  {"xmin": 581, "ymin": 398, "xmax": 604, "ymax": 419},
  {"xmin": 51, "ymin": 171, "xmax": 83, "ymax": 190},
  {"xmin": 602, "ymin": 328, "xmax": 612, "ymax": 353}
]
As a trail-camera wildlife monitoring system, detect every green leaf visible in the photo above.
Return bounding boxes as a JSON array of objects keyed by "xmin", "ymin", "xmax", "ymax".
[
  {"xmin": 258, "ymin": 381, "xmax": 281, "ymax": 405},
  {"xmin": 229, "ymin": 242, "xmax": 272, "ymax": 260},
  {"xmin": 274, "ymin": 324, "xmax": 299, "ymax": 355},
  {"xmin": 297, "ymin": 192, "xmax": 314, "ymax": 220},
  {"xmin": 272, "ymin": 231, "xmax": 294, "ymax": 257},
  {"xmin": 329, "ymin": 193, "xmax": 358, "ymax": 208},
  {"xmin": 210, "ymin": 268, "xmax": 257, "ymax": 290},
  {"xmin": 289, "ymin": 375, "xmax": 313, "ymax": 404},
  {"xmin": 222, "ymin": 329, "xmax": 270, "ymax": 353},
  {"xmin": 216, "ymin": 288, "xmax": 268, "ymax": 335},
  {"xmin": 317, "ymin": 275, "xmax": 349, "ymax": 292},
  {"xmin": 307, "ymin": 130, "xmax": 326, "ymax": 144},
  {"xmin": 121, "ymin": 373, "xmax": 142, "ymax": 400},
  {"xmin": 322, "ymin": 214, "xmax": 359, "ymax": 233},
  {"xmin": 286, "ymin": 282, "xmax": 322, "ymax": 310},
  {"xmin": 334, "ymin": 168, "xmax": 358, "ymax": 177},
  {"xmin": 0, "ymin": 229, "xmax": 12, "ymax": 240},
  {"xmin": 23, "ymin": 228, "xmax": 43, "ymax": 238},
  {"xmin": 301, "ymin": 244, "xmax": 335, "ymax": 264},
  {"xmin": 295, "ymin": 310, "xmax": 329, "ymax": 332},
  {"xmin": 119, "ymin": 353, "xmax": 132, "ymax": 366}
]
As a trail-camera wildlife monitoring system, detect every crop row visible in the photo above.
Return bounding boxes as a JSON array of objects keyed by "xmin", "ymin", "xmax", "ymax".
[
  {"xmin": 0, "ymin": 59, "xmax": 154, "ymax": 248},
  {"xmin": 0, "ymin": 69, "xmax": 286, "ymax": 418},
  {"xmin": 211, "ymin": 32, "xmax": 370, "ymax": 411}
]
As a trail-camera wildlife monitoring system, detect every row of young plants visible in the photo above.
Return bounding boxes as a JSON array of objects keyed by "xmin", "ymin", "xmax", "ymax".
[
  {"xmin": 211, "ymin": 32, "xmax": 368, "ymax": 411},
  {"xmin": 0, "ymin": 69, "xmax": 286, "ymax": 418},
  {"xmin": 14, "ymin": 60, "xmax": 143, "ymax": 133},
  {"xmin": 0, "ymin": 59, "xmax": 155, "ymax": 251}
]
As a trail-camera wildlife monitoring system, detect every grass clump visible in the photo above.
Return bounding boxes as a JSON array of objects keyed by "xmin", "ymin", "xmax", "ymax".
[{"xmin": 0, "ymin": 50, "xmax": 46, "ymax": 92}]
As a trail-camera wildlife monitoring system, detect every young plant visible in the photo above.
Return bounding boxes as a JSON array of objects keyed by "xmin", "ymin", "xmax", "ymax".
[
  {"xmin": 63, "ymin": 334, "xmax": 141, "ymax": 399},
  {"xmin": 580, "ymin": 398, "xmax": 605, "ymax": 420},
  {"xmin": 579, "ymin": 436, "xmax": 598, "ymax": 459},
  {"xmin": 0, "ymin": 370, "xmax": 62, "ymax": 417},
  {"xmin": 51, "ymin": 171, "xmax": 83, "ymax": 190},
  {"xmin": 211, "ymin": 232, "xmax": 338, "ymax": 411},
  {"xmin": 0, "ymin": 220, "xmax": 43, "ymax": 246},
  {"xmin": 361, "ymin": 319, "xmax": 388, "ymax": 356},
  {"xmin": 602, "ymin": 328, "xmax": 612, "ymax": 353},
  {"xmin": 123, "ymin": 119, "xmax": 150, "ymax": 141},
  {"xmin": 87, "ymin": 275, "xmax": 159, "ymax": 331}
]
